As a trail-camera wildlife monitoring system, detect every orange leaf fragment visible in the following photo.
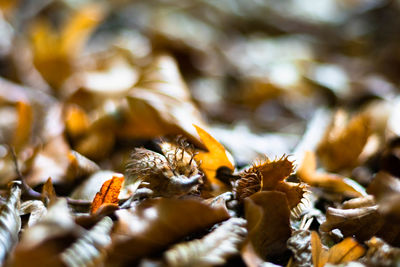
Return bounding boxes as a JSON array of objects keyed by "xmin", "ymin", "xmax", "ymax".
[
  {"xmin": 91, "ymin": 174, "xmax": 124, "ymax": 214},
  {"xmin": 297, "ymin": 151, "xmax": 365, "ymax": 197},
  {"xmin": 311, "ymin": 231, "xmax": 365, "ymax": 267},
  {"xmin": 194, "ymin": 125, "xmax": 234, "ymax": 189},
  {"xmin": 12, "ymin": 101, "xmax": 33, "ymax": 150}
]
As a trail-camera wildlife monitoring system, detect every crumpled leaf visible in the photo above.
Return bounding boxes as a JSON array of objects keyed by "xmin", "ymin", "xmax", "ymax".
[
  {"xmin": 194, "ymin": 125, "xmax": 235, "ymax": 191},
  {"xmin": 61, "ymin": 216, "xmax": 113, "ymax": 267},
  {"xmin": 316, "ymin": 111, "xmax": 371, "ymax": 172},
  {"xmin": 297, "ymin": 151, "xmax": 366, "ymax": 198},
  {"xmin": 163, "ymin": 217, "xmax": 247, "ymax": 267},
  {"xmin": 311, "ymin": 231, "xmax": 365, "ymax": 267},
  {"xmin": 236, "ymin": 156, "xmax": 307, "ymax": 210},
  {"xmin": 19, "ymin": 200, "xmax": 47, "ymax": 228},
  {"xmin": 0, "ymin": 182, "xmax": 21, "ymax": 265},
  {"xmin": 126, "ymin": 146, "xmax": 201, "ymax": 198},
  {"xmin": 108, "ymin": 197, "xmax": 229, "ymax": 265},
  {"xmin": 119, "ymin": 54, "xmax": 207, "ymax": 147},
  {"xmin": 363, "ymin": 237, "xmax": 400, "ymax": 266},
  {"xmin": 244, "ymin": 191, "xmax": 291, "ymax": 261},
  {"xmin": 90, "ymin": 174, "xmax": 124, "ymax": 214}
]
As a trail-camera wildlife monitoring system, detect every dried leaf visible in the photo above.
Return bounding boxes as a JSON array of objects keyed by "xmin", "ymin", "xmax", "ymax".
[
  {"xmin": 0, "ymin": 182, "xmax": 21, "ymax": 265},
  {"xmin": 126, "ymin": 146, "xmax": 201, "ymax": 198},
  {"xmin": 75, "ymin": 129, "xmax": 115, "ymax": 161},
  {"xmin": 244, "ymin": 191, "xmax": 291, "ymax": 260},
  {"xmin": 194, "ymin": 125, "xmax": 235, "ymax": 190},
  {"xmin": 41, "ymin": 177, "xmax": 57, "ymax": 206},
  {"xmin": 108, "ymin": 198, "xmax": 229, "ymax": 265},
  {"xmin": 119, "ymin": 54, "xmax": 207, "ymax": 147},
  {"xmin": 65, "ymin": 104, "xmax": 90, "ymax": 138},
  {"xmin": 61, "ymin": 216, "xmax": 113, "ymax": 267},
  {"xmin": 316, "ymin": 111, "xmax": 371, "ymax": 172},
  {"xmin": 236, "ymin": 156, "xmax": 307, "ymax": 210},
  {"xmin": 163, "ymin": 217, "xmax": 247, "ymax": 267},
  {"xmin": 364, "ymin": 237, "xmax": 400, "ymax": 266},
  {"xmin": 19, "ymin": 200, "xmax": 47, "ymax": 228},
  {"xmin": 287, "ymin": 230, "xmax": 312, "ymax": 267},
  {"xmin": 90, "ymin": 174, "xmax": 124, "ymax": 214},
  {"xmin": 297, "ymin": 151, "xmax": 366, "ymax": 197},
  {"xmin": 311, "ymin": 231, "xmax": 365, "ymax": 267},
  {"xmin": 70, "ymin": 170, "xmax": 117, "ymax": 201},
  {"xmin": 12, "ymin": 101, "xmax": 33, "ymax": 150},
  {"xmin": 320, "ymin": 206, "xmax": 383, "ymax": 242}
]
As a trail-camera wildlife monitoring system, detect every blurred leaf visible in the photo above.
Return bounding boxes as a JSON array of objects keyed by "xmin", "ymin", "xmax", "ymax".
[
  {"xmin": 65, "ymin": 104, "xmax": 90, "ymax": 139},
  {"xmin": 90, "ymin": 174, "xmax": 124, "ymax": 214},
  {"xmin": 297, "ymin": 151, "xmax": 366, "ymax": 197},
  {"xmin": 12, "ymin": 101, "xmax": 33, "ymax": 151},
  {"xmin": 317, "ymin": 111, "xmax": 371, "ymax": 172},
  {"xmin": 120, "ymin": 54, "xmax": 207, "ymax": 147},
  {"xmin": 194, "ymin": 125, "xmax": 234, "ymax": 191},
  {"xmin": 41, "ymin": 177, "xmax": 57, "ymax": 206},
  {"xmin": 364, "ymin": 237, "xmax": 400, "ymax": 266},
  {"xmin": 61, "ymin": 216, "xmax": 113, "ymax": 267},
  {"xmin": 311, "ymin": 231, "xmax": 365, "ymax": 267},
  {"xmin": 0, "ymin": 182, "xmax": 21, "ymax": 265},
  {"xmin": 19, "ymin": 200, "xmax": 47, "ymax": 228},
  {"xmin": 108, "ymin": 198, "xmax": 229, "ymax": 265},
  {"xmin": 244, "ymin": 191, "xmax": 291, "ymax": 261},
  {"xmin": 287, "ymin": 230, "xmax": 312, "ymax": 267},
  {"xmin": 163, "ymin": 217, "xmax": 247, "ymax": 267}
]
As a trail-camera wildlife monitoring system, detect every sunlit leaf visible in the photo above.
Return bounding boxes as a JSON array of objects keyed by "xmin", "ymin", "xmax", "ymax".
[
  {"xmin": 12, "ymin": 101, "xmax": 32, "ymax": 151},
  {"xmin": 194, "ymin": 125, "xmax": 234, "ymax": 190},
  {"xmin": 90, "ymin": 174, "xmax": 124, "ymax": 214}
]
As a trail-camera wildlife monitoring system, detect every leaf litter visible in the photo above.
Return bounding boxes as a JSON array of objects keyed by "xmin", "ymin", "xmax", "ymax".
[{"xmin": 1, "ymin": 0, "xmax": 400, "ymax": 266}]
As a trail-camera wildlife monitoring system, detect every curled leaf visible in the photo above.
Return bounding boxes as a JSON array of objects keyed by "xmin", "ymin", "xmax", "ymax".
[
  {"xmin": 163, "ymin": 217, "xmax": 247, "ymax": 267},
  {"xmin": 316, "ymin": 111, "xmax": 371, "ymax": 172},
  {"xmin": 90, "ymin": 174, "xmax": 124, "ymax": 214},
  {"xmin": 19, "ymin": 200, "xmax": 47, "ymax": 228},
  {"xmin": 244, "ymin": 191, "xmax": 291, "ymax": 260},
  {"xmin": 311, "ymin": 231, "xmax": 365, "ymax": 267},
  {"xmin": 61, "ymin": 216, "xmax": 113, "ymax": 267},
  {"xmin": 297, "ymin": 151, "xmax": 366, "ymax": 197},
  {"xmin": 0, "ymin": 182, "xmax": 21, "ymax": 265},
  {"xmin": 108, "ymin": 198, "xmax": 229, "ymax": 265}
]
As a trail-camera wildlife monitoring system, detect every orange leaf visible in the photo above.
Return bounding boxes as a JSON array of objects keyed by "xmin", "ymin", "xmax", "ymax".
[
  {"xmin": 91, "ymin": 174, "xmax": 124, "ymax": 214},
  {"xmin": 12, "ymin": 101, "xmax": 32, "ymax": 150},
  {"xmin": 42, "ymin": 177, "xmax": 57, "ymax": 206},
  {"xmin": 194, "ymin": 125, "xmax": 234, "ymax": 190},
  {"xmin": 297, "ymin": 151, "xmax": 365, "ymax": 197},
  {"xmin": 65, "ymin": 105, "xmax": 89, "ymax": 138},
  {"xmin": 311, "ymin": 231, "xmax": 365, "ymax": 267}
]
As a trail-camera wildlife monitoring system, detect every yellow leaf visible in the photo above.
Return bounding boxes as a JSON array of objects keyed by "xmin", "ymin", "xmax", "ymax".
[
  {"xmin": 194, "ymin": 125, "xmax": 234, "ymax": 189},
  {"xmin": 12, "ymin": 101, "xmax": 32, "ymax": 150},
  {"xmin": 311, "ymin": 231, "xmax": 329, "ymax": 267}
]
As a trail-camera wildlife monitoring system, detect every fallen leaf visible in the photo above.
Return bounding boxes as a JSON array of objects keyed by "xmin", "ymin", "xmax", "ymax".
[
  {"xmin": 61, "ymin": 216, "xmax": 113, "ymax": 267},
  {"xmin": 19, "ymin": 200, "xmax": 47, "ymax": 228},
  {"xmin": 316, "ymin": 111, "xmax": 371, "ymax": 172},
  {"xmin": 108, "ymin": 197, "xmax": 229, "ymax": 265},
  {"xmin": 297, "ymin": 151, "xmax": 366, "ymax": 198},
  {"xmin": 90, "ymin": 174, "xmax": 124, "ymax": 214},
  {"xmin": 118, "ymin": 54, "xmax": 207, "ymax": 147},
  {"xmin": 194, "ymin": 125, "xmax": 235, "ymax": 191},
  {"xmin": 244, "ymin": 191, "xmax": 291, "ymax": 261},
  {"xmin": 311, "ymin": 231, "xmax": 365, "ymax": 267},
  {"xmin": 65, "ymin": 104, "xmax": 90, "ymax": 139},
  {"xmin": 0, "ymin": 182, "xmax": 22, "ymax": 265},
  {"xmin": 163, "ymin": 217, "xmax": 247, "ymax": 267},
  {"xmin": 12, "ymin": 101, "xmax": 33, "ymax": 151},
  {"xmin": 364, "ymin": 237, "xmax": 400, "ymax": 266},
  {"xmin": 41, "ymin": 177, "xmax": 57, "ymax": 206}
]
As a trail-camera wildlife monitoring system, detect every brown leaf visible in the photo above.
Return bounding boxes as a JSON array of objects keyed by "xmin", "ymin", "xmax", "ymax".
[
  {"xmin": 119, "ymin": 54, "xmax": 207, "ymax": 147},
  {"xmin": 108, "ymin": 198, "xmax": 229, "ymax": 265},
  {"xmin": 244, "ymin": 191, "xmax": 291, "ymax": 261},
  {"xmin": 311, "ymin": 231, "xmax": 365, "ymax": 267},
  {"xmin": 194, "ymin": 125, "xmax": 234, "ymax": 191},
  {"xmin": 41, "ymin": 177, "xmax": 57, "ymax": 206},
  {"xmin": 364, "ymin": 237, "xmax": 400, "ymax": 266},
  {"xmin": 90, "ymin": 174, "xmax": 124, "ymax": 214},
  {"xmin": 163, "ymin": 217, "xmax": 247, "ymax": 267},
  {"xmin": 297, "ymin": 151, "xmax": 366, "ymax": 197},
  {"xmin": 316, "ymin": 110, "xmax": 371, "ymax": 172}
]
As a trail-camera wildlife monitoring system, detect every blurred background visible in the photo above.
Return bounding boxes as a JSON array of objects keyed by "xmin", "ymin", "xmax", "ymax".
[{"xmin": 0, "ymin": 0, "xmax": 399, "ymax": 187}]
